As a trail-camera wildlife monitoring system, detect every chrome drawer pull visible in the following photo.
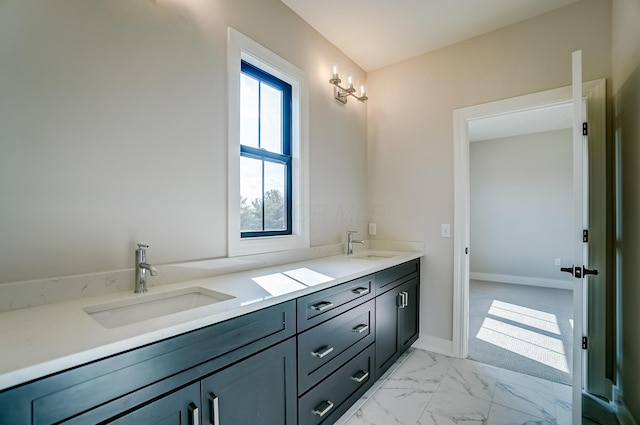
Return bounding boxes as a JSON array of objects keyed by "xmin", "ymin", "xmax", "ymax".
[
  {"xmin": 352, "ymin": 324, "xmax": 369, "ymax": 334},
  {"xmin": 311, "ymin": 301, "xmax": 334, "ymax": 311},
  {"xmin": 351, "ymin": 287, "xmax": 369, "ymax": 295},
  {"xmin": 209, "ymin": 392, "xmax": 219, "ymax": 425},
  {"xmin": 312, "ymin": 400, "xmax": 334, "ymax": 417},
  {"xmin": 398, "ymin": 291, "xmax": 408, "ymax": 308},
  {"xmin": 311, "ymin": 345, "xmax": 334, "ymax": 358},
  {"xmin": 189, "ymin": 402, "xmax": 199, "ymax": 425},
  {"xmin": 351, "ymin": 370, "xmax": 369, "ymax": 383}
]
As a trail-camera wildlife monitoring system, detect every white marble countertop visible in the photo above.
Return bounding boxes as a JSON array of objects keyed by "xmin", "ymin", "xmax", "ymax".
[{"xmin": 0, "ymin": 249, "xmax": 422, "ymax": 391}]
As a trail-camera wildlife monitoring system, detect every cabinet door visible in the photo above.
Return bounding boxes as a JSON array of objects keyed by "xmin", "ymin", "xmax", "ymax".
[
  {"xmin": 375, "ymin": 276, "xmax": 420, "ymax": 379},
  {"xmin": 201, "ymin": 337, "xmax": 296, "ymax": 425},
  {"xmin": 398, "ymin": 277, "xmax": 420, "ymax": 352},
  {"xmin": 108, "ymin": 382, "xmax": 200, "ymax": 425},
  {"xmin": 375, "ymin": 286, "xmax": 402, "ymax": 379}
]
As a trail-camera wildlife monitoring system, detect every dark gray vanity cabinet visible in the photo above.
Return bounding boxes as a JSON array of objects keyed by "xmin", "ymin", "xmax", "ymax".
[
  {"xmin": 0, "ymin": 300, "xmax": 296, "ymax": 425},
  {"xmin": 0, "ymin": 258, "xmax": 421, "ymax": 425},
  {"xmin": 374, "ymin": 259, "xmax": 420, "ymax": 379}
]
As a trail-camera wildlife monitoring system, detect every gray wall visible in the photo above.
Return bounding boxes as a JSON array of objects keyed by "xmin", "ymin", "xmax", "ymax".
[
  {"xmin": 0, "ymin": 0, "xmax": 368, "ymax": 283},
  {"xmin": 470, "ymin": 129, "xmax": 573, "ymax": 282},
  {"xmin": 612, "ymin": 0, "xmax": 640, "ymax": 419},
  {"xmin": 366, "ymin": 0, "xmax": 611, "ymax": 341}
]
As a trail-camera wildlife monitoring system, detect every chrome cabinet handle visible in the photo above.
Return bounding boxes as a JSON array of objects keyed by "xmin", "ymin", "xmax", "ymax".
[
  {"xmin": 351, "ymin": 286, "xmax": 369, "ymax": 295},
  {"xmin": 351, "ymin": 370, "xmax": 370, "ymax": 383},
  {"xmin": 312, "ymin": 400, "xmax": 334, "ymax": 417},
  {"xmin": 311, "ymin": 301, "xmax": 334, "ymax": 311},
  {"xmin": 396, "ymin": 292, "xmax": 404, "ymax": 307},
  {"xmin": 352, "ymin": 324, "xmax": 369, "ymax": 334},
  {"xmin": 399, "ymin": 291, "xmax": 408, "ymax": 308},
  {"xmin": 189, "ymin": 402, "xmax": 199, "ymax": 425},
  {"xmin": 209, "ymin": 392, "xmax": 219, "ymax": 425},
  {"xmin": 311, "ymin": 345, "xmax": 334, "ymax": 358}
]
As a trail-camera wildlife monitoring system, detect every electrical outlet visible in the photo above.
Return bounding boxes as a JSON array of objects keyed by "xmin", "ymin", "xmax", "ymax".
[
  {"xmin": 441, "ymin": 224, "xmax": 451, "ymax": 238},
  {"xmin": 555, "ymin": 258, "xmax": 562, "ymax": 266},
  {"xmin": 368, "ymin": 223, "xmax": 377, "ymax": 236}
]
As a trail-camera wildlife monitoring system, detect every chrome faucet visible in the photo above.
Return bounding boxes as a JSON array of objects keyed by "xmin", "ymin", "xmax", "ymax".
[
  {"xmin": 347, "ymin": 231, "xmax": 365, "ymax": 255},
  {"xmin": 135, "ymin": 243, "xmax": 157, "ymax": 293}
]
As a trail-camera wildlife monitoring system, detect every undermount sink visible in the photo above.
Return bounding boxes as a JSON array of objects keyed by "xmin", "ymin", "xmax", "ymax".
[
  {"xmin": 351, "ymin": 253, "xmax": 396, "ymax": 260},
  {"xmin": 84, "ymin": 287, "xmax": 235, "ymax": 329}
]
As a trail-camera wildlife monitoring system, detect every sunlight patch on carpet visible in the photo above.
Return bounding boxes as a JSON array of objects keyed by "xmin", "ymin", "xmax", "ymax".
[
  {"xmin": 488, "ymin": 300, "xmax": 561, "ymax": 334},
  {"xmin": 477, "ymin": 302, "xmax": 570, "ymax": 373}
]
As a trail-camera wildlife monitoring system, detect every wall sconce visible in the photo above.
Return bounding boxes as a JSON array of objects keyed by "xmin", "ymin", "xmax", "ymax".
[{"xmin": 329, "ymin": 66, "xmax": 368, "ymax": 104}]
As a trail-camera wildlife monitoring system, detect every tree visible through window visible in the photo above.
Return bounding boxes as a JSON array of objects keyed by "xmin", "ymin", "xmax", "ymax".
[{"xmin": 239, "ymin": 61, "xmax": 292, "ymax": 237}]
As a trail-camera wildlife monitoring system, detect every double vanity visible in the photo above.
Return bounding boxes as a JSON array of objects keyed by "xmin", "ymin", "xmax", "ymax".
[{"xmin": 0, "ymin": 249, "xmax": 422, "ymax": 424}]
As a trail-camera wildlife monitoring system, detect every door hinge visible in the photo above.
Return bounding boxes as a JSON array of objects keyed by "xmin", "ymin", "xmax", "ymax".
[
  {"xmin": 582, "ymin": 336, "xmax": 588, "ymax": 350},
  {"xmin": 583, "ymin": 122, "xmax": 588, "ymax": 136},
  {"xmin": 465, "ymin": 247, "xmax": 469, "ymax": 255},
  {"xmin": 583, "ymin": 229, "xmax": 589, "ymax": 243}
]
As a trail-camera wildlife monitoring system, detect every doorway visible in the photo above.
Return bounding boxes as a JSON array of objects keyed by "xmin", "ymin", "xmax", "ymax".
[
  {"xmin": 452, "ymin": 79, "xmax": 608, "ymax": 422},
  {"xmin": 467, "ymin": 107, "xmax": 575, "ymax": 385}
]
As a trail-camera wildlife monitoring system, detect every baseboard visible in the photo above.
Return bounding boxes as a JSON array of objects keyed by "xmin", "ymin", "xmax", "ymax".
[
  {"xmin": 613, "ymin": 386, "xmax": 639, "ymax": 425},
  {"xmin": 470, "ymin": 272, "xmax": 572, "ymax": 290},
  {"xmin": 412, "ymin": 334, "xmax": 454, "ymax": 357}
]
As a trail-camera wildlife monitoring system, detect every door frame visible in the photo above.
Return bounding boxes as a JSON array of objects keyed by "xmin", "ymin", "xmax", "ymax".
[{"xmin": 451, "ymin": 78, "xmax": 607, "ymax": 385}]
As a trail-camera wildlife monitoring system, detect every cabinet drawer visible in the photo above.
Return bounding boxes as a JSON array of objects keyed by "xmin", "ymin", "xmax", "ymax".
[
  {"xmin": 298, "ymin": 344, "xmax": 374, "ymax": 425},
  {"xmin": 3, "ymin": 301, "xmax": 296, "ymax": 425},
  {"xmin": 297, "ymin": 299, "xmax": 375, "ymax": 395},
  {"xmin": 77, "ymin": 382, "xmax": 201, "ymax": 425},
  {"xmin": 297, "ymin": 274, "xmax": 374, "ymax": 332},
  {"xmin": 376, "ymin": 259, "xmax": 419, "ymax": 293}
]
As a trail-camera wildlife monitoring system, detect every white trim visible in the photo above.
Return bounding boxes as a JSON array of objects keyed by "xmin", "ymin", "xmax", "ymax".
[
  {"xmin": 412, "ymin": 334, "xmax": 454, "ymax": 357},
  {"xmin": 227, "ymin": 28, "xmax": 310, "ymax": 256},
  {"xmin": 453, "ymin": 105, "xmax": 470, "ymax": 359},
  {"xmin": 469, "ymin": 272, "xmax": 573, "ymax": 290}
]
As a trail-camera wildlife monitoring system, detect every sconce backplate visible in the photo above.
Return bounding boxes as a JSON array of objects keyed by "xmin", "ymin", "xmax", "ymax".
[{"xmin": 334, "ymin": 87, "xmax": 348, "ymax": 104}]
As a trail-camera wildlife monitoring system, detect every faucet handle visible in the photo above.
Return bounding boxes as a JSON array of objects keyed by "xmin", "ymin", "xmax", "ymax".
[
  {"xmin": 347, "ymin": 230, "xmax": 358, "ymax": 234},
  {"xmin": 137, "ymin": 243, "xmax": 149, "ymax": 250}
]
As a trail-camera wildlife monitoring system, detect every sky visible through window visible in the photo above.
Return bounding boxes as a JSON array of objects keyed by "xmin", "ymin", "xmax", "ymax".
[{"xmin": 240, "ymin": 71, "xmax": 286, "ymax": 233}]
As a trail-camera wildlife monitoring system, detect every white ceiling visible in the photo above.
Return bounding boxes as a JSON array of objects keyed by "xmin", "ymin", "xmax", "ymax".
[
  {"xmin": 280, "ymin": 0, "xmax": 580, "ymax": 71},
  {"xmin": 468, "ymin": 102, "xmax": 573, "ymax": 142}
]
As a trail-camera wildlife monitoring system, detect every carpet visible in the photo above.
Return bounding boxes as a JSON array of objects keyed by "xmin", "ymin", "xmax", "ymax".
[{"xmin": 468, "ymin": 280, "xmax": 573, "ymax": 385}]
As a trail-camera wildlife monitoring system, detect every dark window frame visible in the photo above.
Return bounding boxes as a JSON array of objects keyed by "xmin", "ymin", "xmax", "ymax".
[{"xmin": 240, "ymin": 60, "xmax": 293, "ymax": 238}]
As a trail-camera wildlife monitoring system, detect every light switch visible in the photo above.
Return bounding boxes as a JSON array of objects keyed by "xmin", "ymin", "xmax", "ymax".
[
  {"xmin": 441, "ymin": 224, "xmax": 451, "ymax": 238},
  {"xmin": 369, "ymin": 223, "xmax": 377, "ymax": 236}
]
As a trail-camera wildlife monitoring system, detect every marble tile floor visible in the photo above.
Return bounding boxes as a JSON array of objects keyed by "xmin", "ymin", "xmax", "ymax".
[{"xmin": 335, "ymin": 347, "xmax": 575, "ymax": 425}]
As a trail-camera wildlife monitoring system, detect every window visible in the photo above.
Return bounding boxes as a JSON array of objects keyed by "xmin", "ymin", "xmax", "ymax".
[
  {"xmin": 240, "ymin": 61, "xmax": 292, "ymax": 237},
  {"xmin": 227, "ymin": 28, "xmax": 309, "ymax": 256}
]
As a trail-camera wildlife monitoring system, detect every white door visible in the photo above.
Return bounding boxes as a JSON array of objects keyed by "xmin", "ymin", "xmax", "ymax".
[{"xmin": 570, "ymin": 49, "xmax": 585, "ymax": 424}]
